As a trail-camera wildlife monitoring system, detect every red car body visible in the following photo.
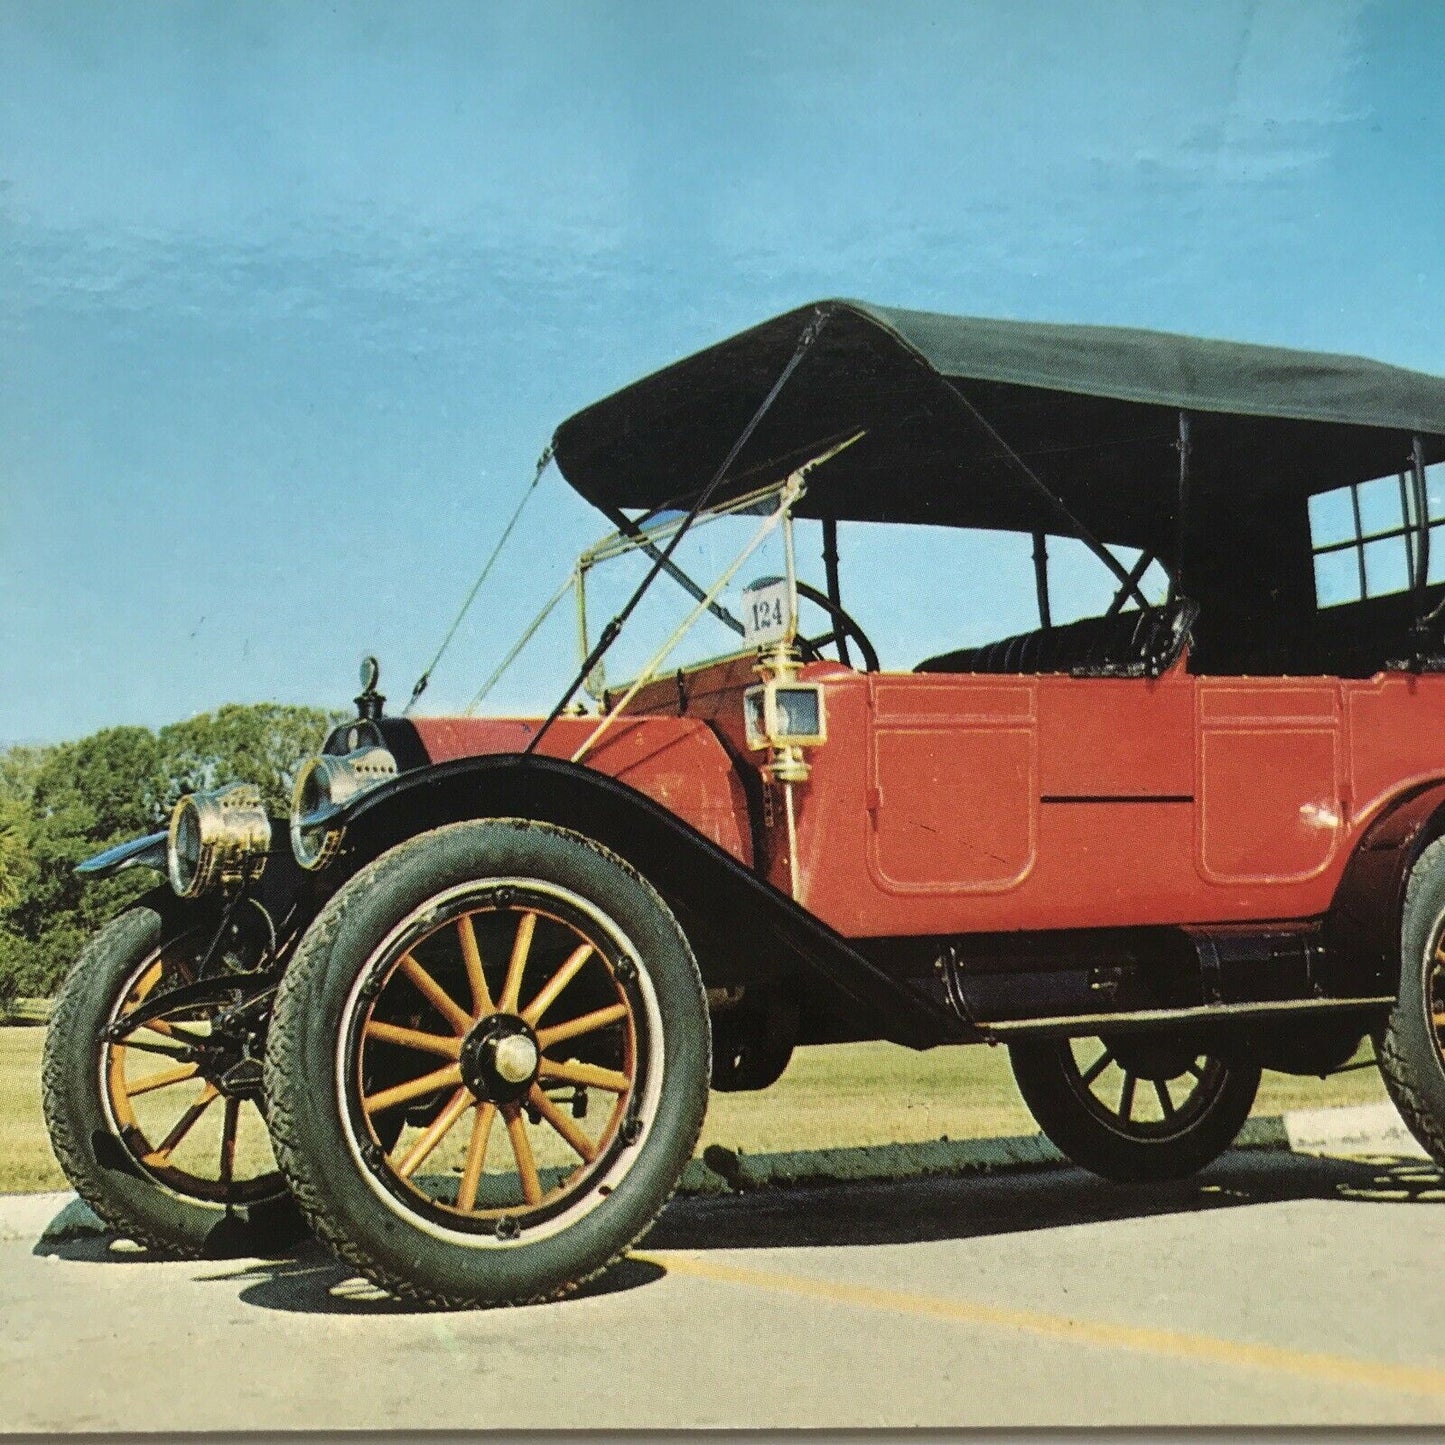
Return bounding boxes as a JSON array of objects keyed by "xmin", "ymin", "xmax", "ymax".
[
  {"xmin": 59, "ymin": 300, "xmax": 1445, "ymax": 1305},
  {"xmin": 412, "ymin": 658, "xmax": 1445, "ymax": 938}
]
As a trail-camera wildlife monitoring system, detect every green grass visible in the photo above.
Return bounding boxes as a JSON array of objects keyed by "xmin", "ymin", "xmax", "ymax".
[
  {"xmin": 1, "ymin": 1023, "xmax": 1390, "ymax": 1195},
  {"xmin": 699, "ymin": 1036, "xmax": 1389, "ymax": 1157},
  {"xmin": 0, "ymin": 1025, "xmax": 69, "ymax": 1193}
]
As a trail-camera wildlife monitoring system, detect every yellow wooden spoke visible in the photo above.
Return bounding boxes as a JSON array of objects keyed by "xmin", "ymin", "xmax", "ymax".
[
  {"xmin": 528, "ymin": 1085, "xmax": 597, "ymax": 1163},
  {"xmin": 394, "ymin": 1088, "xmax": 474, "ymax": 1180},
  {"xmin": 498, "ymin": 911, "xmax": 537, "ymax": 1014},
  {"xmin": 363, "ymin": 1020, "xmax": 463, "ymax": 1059},
  {"xmin": 106, "ymin": 1044, "xmax": 139, "ymax": 1133},
  {"xmin": 363, "ymin": 1062, "xmax": 463, "ymax": 1116},
  {"xmin": 457, "ymin": 914, "xmax": 494, "ymax": 1018},
  {"xmin": 397, "ymin": 954, "xmax": 472, "ymax": 1036},
  {"xmin": 123, "ymin": 960, "xmax": 206, "ymax": 1040},
  {"xmin": 125, "ymin": 1062, "xmax": 201, "ymax": 1097},
  {"xmin": 124, "ymin": 961, "xmax": 165, "ymax": 1008},
  {"xmin": 502, "ymin": 1103, "xmax": 543, "ymax": 1205},
  {"xmin": 144, "ymin": 1083, "xmax": 219, "ymax": 1165},
  {"xmin": 455, "ymin": 1101, "xmax": 497, "ymax": 1213},
  {"xmin": 536, "ymin": 1002, "xmax": 628, "ymax": 1051},
  {"xmin": 538, "ymin": 1057, "xmax": 631, "ymax": 1095},
  {"xmin": 135, "ymin": 1017, "xmax": 179, "ymax": 1039},
  {"xmin": 520, "ymin": 942, "xmax": 595, "ymax": 1026},
  {"xmin": 219, "ymin": 1097, "xmax": 240, "ymax": 1191}
]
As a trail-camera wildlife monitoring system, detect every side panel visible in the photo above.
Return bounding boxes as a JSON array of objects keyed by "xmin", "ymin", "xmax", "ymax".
[
  {"xmin": 1195, "ymin": 682, "xmax": 1344, "ymax": 885},
  {"xmin": 795, "ymin": 668, "xmax": 1202, "ymax": 935},
  {"xmin": 791, "ymin": 667, "xmax": 1445, "ymax": 938},
  {"xmin": 868, "ymin": 678, "xmax": 1036, "ymax": 893},
  {"xmin": 1346, "ymin": 673, "xmax": 1445, "ymax": 827}
]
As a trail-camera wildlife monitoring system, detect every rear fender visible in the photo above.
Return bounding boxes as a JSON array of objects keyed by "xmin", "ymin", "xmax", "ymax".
[
  {"xmin": 1327, "ymin": 780, "xmax": 1445, "ymax": 995},
  {"xmin": 338, "ymin": 753, "xmax": 957, "ymax": 1049}
]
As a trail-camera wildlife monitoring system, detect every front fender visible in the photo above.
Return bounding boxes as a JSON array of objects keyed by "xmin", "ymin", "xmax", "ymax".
[
  {"xmin": 75, "ymin": 831, "xmax": 168, "ymax": 880},
  {"xmin": 334, "ymin": 753, "xmax": 958, "ymax": 1049}
]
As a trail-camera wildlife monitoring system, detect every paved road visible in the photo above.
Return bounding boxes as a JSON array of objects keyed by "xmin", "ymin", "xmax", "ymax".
[{"xmin": 2, "ymin": 1148, "xmax": 1443, "ymax": 1430}]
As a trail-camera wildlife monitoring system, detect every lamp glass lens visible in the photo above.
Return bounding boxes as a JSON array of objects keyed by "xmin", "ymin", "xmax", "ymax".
[
  {"xmin": 775, "ymin": 687, "xmax": 820, "ymax": 739},
  {"xmin": 172, "ymin": 801, "xmax": 201, "ymax": 893}
]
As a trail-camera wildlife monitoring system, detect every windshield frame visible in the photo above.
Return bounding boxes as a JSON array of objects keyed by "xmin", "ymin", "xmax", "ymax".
[{"xmin": 575, "ymin": 476, "xmax": 803, "ymax": 703}]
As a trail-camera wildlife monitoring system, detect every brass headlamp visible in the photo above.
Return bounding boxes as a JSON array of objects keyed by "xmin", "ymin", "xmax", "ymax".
[
  {"xmin": 166, "ymin": 784, "xmax": 272, "ymax": 898},
  {"xmin": 290, "ymin": 745, "xmax": 398, "ymax": 870}
]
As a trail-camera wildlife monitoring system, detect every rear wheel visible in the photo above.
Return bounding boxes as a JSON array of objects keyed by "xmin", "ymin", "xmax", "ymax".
[
  {"xmin": 1376, "ymin": 836, "xmax": 1445, "ymax": 1164},
  {"xmin": 264, "ymin": 819, "xmax": 709, "ymax": 1308},
  {"xmin": 1009, "ymin": 1032, "xmax": 1260, "ymax": 1182},
  {"xmin": 41, "ymin": 900, "xmax": 297, "ymax": 1256}
]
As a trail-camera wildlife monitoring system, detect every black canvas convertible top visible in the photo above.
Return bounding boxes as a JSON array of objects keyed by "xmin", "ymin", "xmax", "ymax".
[{"xmin": 552, "ymin": 300, "xmax": 1445, "ymax": 553}]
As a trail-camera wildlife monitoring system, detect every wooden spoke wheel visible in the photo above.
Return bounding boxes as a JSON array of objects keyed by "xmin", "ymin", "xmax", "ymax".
[
  {"xmin": 101, "ymin": 949, "xmax": 283, "ymax": 1208},
  {"xmin": 1008, "ymin": 1032, "xmax": 1260, "ymax": 1182},
  {"xmin": 348, "ymin": 889, "xmax": 646, "ymax": 1231},
  {"xmin": 1377, "ymin": 837, "xmax": 1445, "ymax": 1166},
  {"xmin": 41, "ymin": 897, "xmax": 299, "ymax": 1257},
  {"xmin": 264, "ymin": 819, "xmax": 708, "ymax": 1308}
]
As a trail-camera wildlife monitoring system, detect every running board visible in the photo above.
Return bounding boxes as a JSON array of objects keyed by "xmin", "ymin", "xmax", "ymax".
[
  {"xmin": 898, "ymin": 920, "xmax": 1394, "ymax": 1042},
  {"xmin": 977, "ymin": 994, "xmax": 1394, "ymax": 1041}
]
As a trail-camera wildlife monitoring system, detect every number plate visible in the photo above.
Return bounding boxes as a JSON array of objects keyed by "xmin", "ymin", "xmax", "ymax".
[{"xmin": 741, "ymin": 577, "xmax": 793, "ymax": 648}]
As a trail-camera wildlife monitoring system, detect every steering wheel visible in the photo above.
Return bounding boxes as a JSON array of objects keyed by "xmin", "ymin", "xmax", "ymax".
[{"xmin": 794, "ymin": 581, "xmax": 880, "ymax": 672}]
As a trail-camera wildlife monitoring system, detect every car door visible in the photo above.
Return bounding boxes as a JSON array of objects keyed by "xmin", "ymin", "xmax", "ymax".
[
  {"xmin": 866, "ymin": 674, "xmax": 1037, "ymax": 896},
  {"xmin": 1194, "ymin": 679, "xmax": 1344, "ymax": 888}
]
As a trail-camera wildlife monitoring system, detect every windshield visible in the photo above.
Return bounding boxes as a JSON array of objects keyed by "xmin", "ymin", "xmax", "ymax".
[
  {"xmin": 578, "ymin": 499, "xmax": 1173, "ymax": 689},
  {"xmin": 577, "ymin": 483, "xmax": 797, "ymax": 695}
]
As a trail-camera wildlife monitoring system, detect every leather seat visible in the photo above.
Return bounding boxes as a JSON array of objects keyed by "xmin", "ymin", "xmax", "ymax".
[{"xmin": 915, "ymin": 608, "xmax": 1166, "ymax": 676}]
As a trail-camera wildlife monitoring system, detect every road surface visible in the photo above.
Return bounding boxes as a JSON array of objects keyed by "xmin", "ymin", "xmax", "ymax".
[{"xmin": 2, "ymin": 1148, "xmax": 1442, "ymax": 1430}]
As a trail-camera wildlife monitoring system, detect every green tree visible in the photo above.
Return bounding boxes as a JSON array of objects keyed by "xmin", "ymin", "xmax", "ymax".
[
  {"xmin": 7, "ymin": 727, "xmax": 169, "ymax": 999},
  {"xmin": 159, "ymin": 703, "xmax": 337, "ymax": 814},
  {"xmin": 0, "ymin": 704, "xmax": 340, "ymax": 1009},
  {"xmin": 0, "ymin": 750, "xmax": 48, "ymax": 1013},
  {"xmin": 0, "ymin": 751, "xmax": 44, "ymax": 914}
]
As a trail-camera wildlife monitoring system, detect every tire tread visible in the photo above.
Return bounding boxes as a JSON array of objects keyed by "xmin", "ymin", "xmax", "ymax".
[
  {"xmin": 263, "ymin": 817, "xmax": 707, "ymax": 1309},
  {"xmin": 42, "ymin": 910, "xmax": 206, "ymax": 1259},
  {"xmin": 1376, "ymin": 835, "xmax": 1445, "ymax": 1164}
]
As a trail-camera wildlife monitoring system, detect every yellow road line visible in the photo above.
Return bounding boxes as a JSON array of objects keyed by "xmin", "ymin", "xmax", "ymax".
[{"xmin": 636, "ymin": 1251, "xmax": 1445, "ymax": 1402}]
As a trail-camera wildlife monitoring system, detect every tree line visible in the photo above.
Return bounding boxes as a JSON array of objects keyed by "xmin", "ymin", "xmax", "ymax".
[{"xmin": 0, "ymin": 703, "xmax": 339, "ymax": 1014}]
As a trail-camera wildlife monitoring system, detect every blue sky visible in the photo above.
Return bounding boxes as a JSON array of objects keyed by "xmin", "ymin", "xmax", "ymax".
[{"xmin": 3, "ymin": 0, "xmax": 1443, "ymax": 743}]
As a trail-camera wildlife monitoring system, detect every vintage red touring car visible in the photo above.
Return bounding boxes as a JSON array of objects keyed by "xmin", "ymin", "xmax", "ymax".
[{"xmin": 43, "ymin": 300, "xmax": 1445, "ymax": 1306}]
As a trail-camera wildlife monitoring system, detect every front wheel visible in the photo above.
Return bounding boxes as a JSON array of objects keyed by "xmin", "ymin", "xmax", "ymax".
[
  {"xmin": 41, "ymin": 898, "xmax": 298, "ymax": 1256},
  {"xmin": 263, "ymin": 819, "xmax": 709, "ymax": 1308},
  {"xmin": 1009, "ymin": 1032, "xmax": 1260, "ymax": 1182}
]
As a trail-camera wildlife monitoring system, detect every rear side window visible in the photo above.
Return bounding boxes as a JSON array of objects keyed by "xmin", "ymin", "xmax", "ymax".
[{"xmin": 1309, "ymin": 466, "xmax": 1445, "ymax": 607}]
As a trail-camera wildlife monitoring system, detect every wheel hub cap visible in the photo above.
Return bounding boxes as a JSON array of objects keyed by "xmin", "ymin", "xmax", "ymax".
[
  {"xmin": 459, "ymin": 1014, "xmax": 540, "ymax": 1104},
  {"xmin": 494, "ymin": 1032, "xmax": 538, "ymax": 1084}
]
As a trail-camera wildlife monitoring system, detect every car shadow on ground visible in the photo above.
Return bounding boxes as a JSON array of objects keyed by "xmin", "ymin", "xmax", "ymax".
[
  {"xmin": 647, "ymin": 1148, "xmax": 1445, "ymax": 1251},
  {"xmin": 32, "ymin": 1147, "xmax": 1445, "ymax": 1316},
  {"xmin": 193, "ymin": 1246, "xmax": 668, "ymax": 1315},
  {"xmin": 35, "ymin": 1228, "xmax": 668, "ymax": 1315}
]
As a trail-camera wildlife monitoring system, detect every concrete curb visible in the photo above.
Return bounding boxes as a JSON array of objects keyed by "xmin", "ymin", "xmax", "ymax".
[
  {"xmin": 3, "ymin": 1103, "xmax": 1429, "ymax": 1248},
  {"xmin": 0, "ymin": 1192, "xmax": 104, "ymax": 1245},
  {"xmin": 691, "ymin": 1114, "xmax": 1290, "ymax": 1195},
  {"xmin": 1282, "ymin": 1099, "xmax": 1431, "ymax": 1161}
]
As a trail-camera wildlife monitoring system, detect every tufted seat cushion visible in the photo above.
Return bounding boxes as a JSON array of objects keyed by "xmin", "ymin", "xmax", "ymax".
[{"xmin": 915, "ymin": 602, "xmax": 1195, "ymax": 676}]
